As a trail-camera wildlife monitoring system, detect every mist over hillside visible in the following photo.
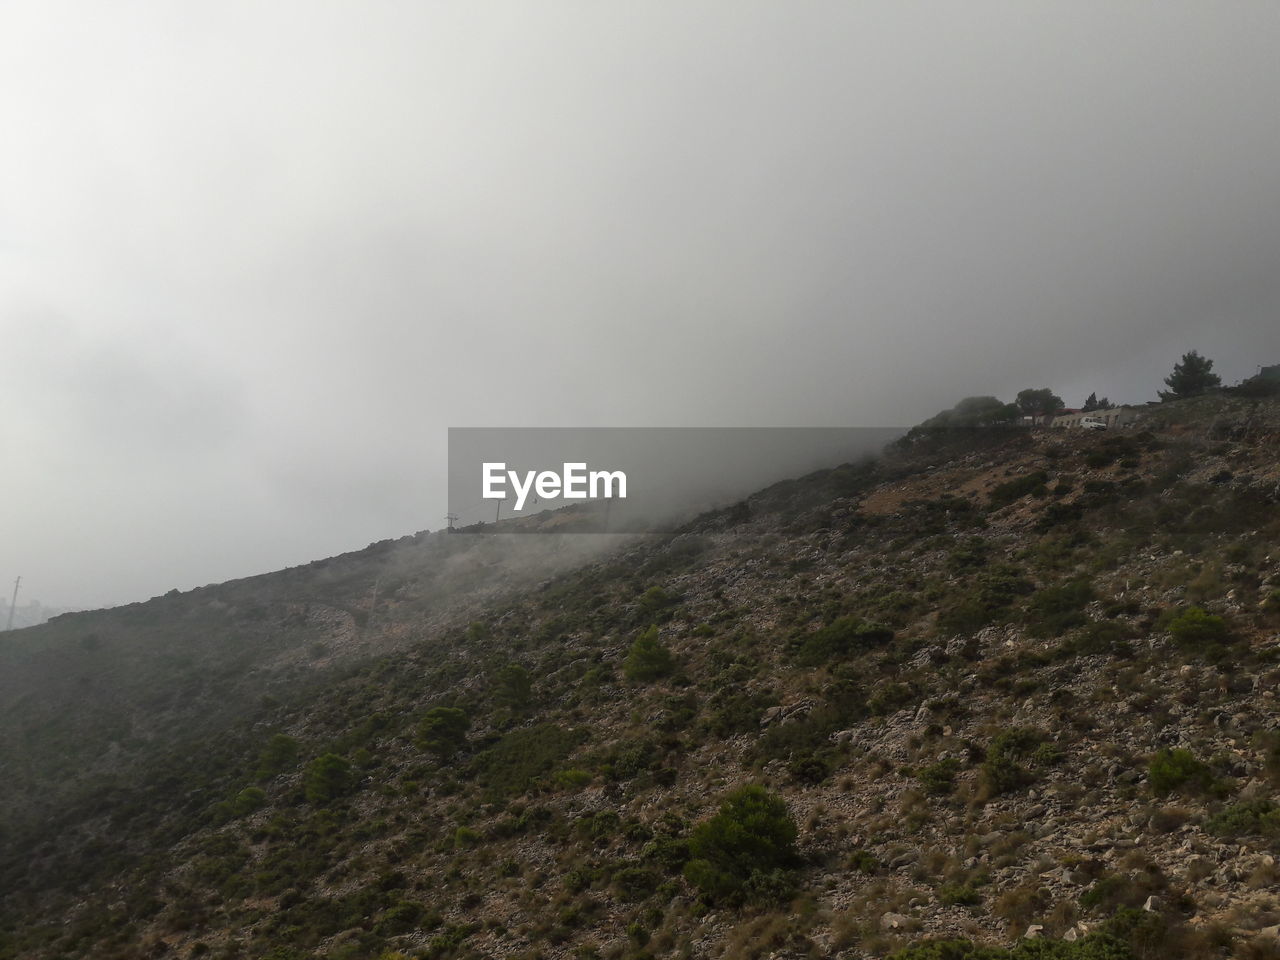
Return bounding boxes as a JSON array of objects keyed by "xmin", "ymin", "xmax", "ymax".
[
  {"xmin": 4, "ymin": 393, "xmax": 1280, "ymax": 959},
  {"xmin": 6, "ymin": 4, "xmax": 1280, "ymax": 958}
]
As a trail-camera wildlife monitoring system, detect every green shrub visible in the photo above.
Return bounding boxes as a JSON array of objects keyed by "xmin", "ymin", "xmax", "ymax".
[
  {"xmin": 1162, "ymin": 607, "xmax": 1232, "ymax": 649},
  {"xmin": 374, "ymin": 900, "xmax": 425, "ymax": 936},
  {"xmin": 937, "ymin": 566, "xmax": 1033, "ymax": 635},
  {"xmin": 1205, "ymin": 798, "xmax": 1280, "ymax": 838},
  {"xmin": 792, "ymin": 617, "xmax": 894, "ymax": 666},
  {"xmin": 256, "ymin": 734, "xmax": 301, "ymax": 780},
  {"xmin": 639, "ymin": 585, "xmax": 677, "ymax": 612},
  {"xmin": 705, "ymin": 690, "xmax": 771, "ymax": 736},
  {"xmin": 1147, "ymin": 748, "xmax": 1212, "ymax": 795},
  {"xmin": 303, "ymin": 753, "xmax": 354, "ymax": 805},
  {"xmin": 683, "ymin": 785, "xmax": 800, "ymax": 905},
  {"xmin": 417, "ymin": 707, "xmax": 471, "ymax": 760},
  {"xmin": 613, "ymin": 865, "xmax": 660, "ymax": 900},
  {"xmin": 787, "ymin": 752, "xmax": 831, "ymax": 784},
  {"xmin": 473, "ymin": 723, "xmax": 585, "ymax": 797},
  {"xmin": 1061, "ymin": 621, "xmax": 1131, "ymax": 658},
  {"xmin": 918, "ymin": 758, "xmax": 962, "ymax": 796},
  {"xmin": 938, "ymin": 882, "xmax": 982, "ymax": 907},
  {"xmin": 642, "ymin": 835, "xmax": 691, "ymax": 873},
  {"xmin": 980, "ymin": 728, "xmax": 1047, "ymax": 798},
  {"xmin": 1025, "ymin": 580, "xmax": 1094, "ymax": 637},
  {"xmin": 495, "ymin": 663, "xmax": 533, "ymax": 709},
  {"xmin": 887, "ymin": 933, "xmax": 1132, "ymax": 958},
  {"xmin": 623, "ymin": 626, "xmax": 676, "ymax": 682},
  {"xmin": 849, "ymin": 849, "xmax": 880, "ymax": 873},
  {"xmin": 1079, "ymin": 871, "xmax": 1167, "ymax": 915},
  {"xmin": 554, "ymin": 768, "xmax": 593, "ymax": 789},
  {"xmin": 990, "ymin": 471, "xmax": 1050, "ymax": 507},
  {"xmin": 210, "ymin": 785, "xmax": 268, "ymax": 825}
]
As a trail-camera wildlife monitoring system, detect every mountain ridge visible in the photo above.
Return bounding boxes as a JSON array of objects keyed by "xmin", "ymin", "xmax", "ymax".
[{"xmin": 4, "ymin": 393, "xmax": 1280, "ymax": 959}]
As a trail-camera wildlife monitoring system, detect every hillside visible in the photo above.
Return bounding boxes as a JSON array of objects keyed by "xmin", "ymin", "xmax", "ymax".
[{"xmin": 4, "ymin": 394, "xmax": 1280, "ymax": 960}]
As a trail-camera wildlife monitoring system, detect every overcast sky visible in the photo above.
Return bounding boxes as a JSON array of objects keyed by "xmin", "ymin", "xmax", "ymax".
[{"xmin": 2, "ymin": 3, "xmax": 1278, "ymax": 608}]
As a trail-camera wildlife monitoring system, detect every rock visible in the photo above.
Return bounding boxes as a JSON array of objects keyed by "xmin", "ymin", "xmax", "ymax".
[
  {"xmin": 1024, "ymin": 925, "xmax": 1044, "ymax": 939},
  {"xmin": 880, "ymin": 912, "xmax": 910, "ymax": 931},
  {"xmin": 1063, "ymin": 928, "xmax": 1079, "ymax": 942},
  {"xmin": 1143, "ymin": 895, "xmax": 1163, "ymax": 912}
]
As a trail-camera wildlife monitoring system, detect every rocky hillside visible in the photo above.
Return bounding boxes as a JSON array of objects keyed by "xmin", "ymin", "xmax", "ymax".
[{"xmin": 4, "ymin": 394, "xmax": 1280, "ymax": 960}]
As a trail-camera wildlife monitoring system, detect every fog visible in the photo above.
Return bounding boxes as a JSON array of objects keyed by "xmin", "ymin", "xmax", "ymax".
[{"xmin": 2, "ymin": 3, "xmax": 1278, "ymax": 606}]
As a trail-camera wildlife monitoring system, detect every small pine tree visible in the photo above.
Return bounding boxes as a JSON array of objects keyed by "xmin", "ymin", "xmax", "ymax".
[
  {"xmin": 683, "ymin": 785, "xmax": 800, "ymax": 904},
  {"xmin": 255, "ymin": 733, "xmax": 301, "ymax": 780},
  {"xmin": 1082, "ymin": 392, "xmax": 1115, "ymax": 412},
  {"xmin": 495, "ymin": 664, "xmax": 532, "ymax": 710},
  {"xmin": 303, "ymin": 753, "xmax": 353, "ymax": 804},
  {"xmin": 623, "ymin": 626, "xmax": 675, "ymax": 682},
  {"xmin": 1159, "ymin": 350, "xmax": 1221, "ymax": 401}
]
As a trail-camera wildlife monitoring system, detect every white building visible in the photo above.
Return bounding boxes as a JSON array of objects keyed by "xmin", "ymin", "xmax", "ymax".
[{"xmin": 1051, "ymin": 406, "xmax": 1143, "ymax": 430}]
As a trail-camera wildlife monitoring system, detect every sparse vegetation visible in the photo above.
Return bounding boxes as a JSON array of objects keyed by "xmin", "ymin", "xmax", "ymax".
[{"xmin": 4, "ymin": 391, "xmax": 1279, "ymax": 959}]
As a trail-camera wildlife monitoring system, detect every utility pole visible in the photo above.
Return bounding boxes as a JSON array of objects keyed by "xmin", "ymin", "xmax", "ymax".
[
  {"xmin": 444, "ymin": 512, "xmax": 458, "ymax": 532},
  {"xmin": 495, "ymin": 497, "xmax": 503, "ymax": 526},
  {"xmin": 6, "ymin": 577, "xmax": 20, "ymax": 631}
]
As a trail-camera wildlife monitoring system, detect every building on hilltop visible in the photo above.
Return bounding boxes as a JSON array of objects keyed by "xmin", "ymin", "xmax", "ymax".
[{"xmin": 1051, "ymin": 406, "xmax": 1143, "ymax": 430}]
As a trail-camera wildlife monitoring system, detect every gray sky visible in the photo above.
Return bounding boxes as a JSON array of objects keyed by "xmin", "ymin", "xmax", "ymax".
[{"xmin": 2, "ymin": 2, "xmax": 1278, "ymax": 607}]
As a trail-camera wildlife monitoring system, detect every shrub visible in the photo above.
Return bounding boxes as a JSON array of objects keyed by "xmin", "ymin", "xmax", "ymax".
[
  {"xmin": 938, "ymin": 883, "xmax": 982, "ymax": 907},
  {"xmin": 623, "ymin": 626, "xmax": 676, "ymax": 682},
  {"xmin": 937, "ymin": 566, "xmax": 1033, "ymax": 636},
  {"xmin": 1079, "ymin": 871, "xmax": 1168, "ymax": 916},
  {"xmin": 374, "ymin": 901, "xmax": 425, "ymax": 936},
  {"xmin": 918, "ymin": 758, "xmax": 962, "ymax": 796},
  {"xmin": 495, "ymin": 664, "xmax": 533, "ymax": 709},
  {"xmin": 848, "ymin": 849, "xmax": 880, "ymax": 873},
  {"xmin": 683, "ymin": 785, "xmax": 800, "ymax": 905},
  {"xmin": 642, "ymin": 835, "xmax": 691, "ymax": 873},
  {"xmin": 256, "ymin": 734, "xmax": 301, "ymax": 780},
  {"xmin": 554, "ymin": 768, "xmax": 593, "ymax": 790},
  {"xmin": 210, "ymin": 786, "xmax": 267, "ymax": 824},
  {"xmin": 1061, "ymin": 622, "xmax": 1131, "ymax": 658},
  {"xmin": 1162, "ymin": 607, "xmax": 1232, "ymax": 649},
  {"xmin": 1025, "ymin": 580, "xmax": 1095, "ymax": 637},
  {"xmin": 613, "ymin": 865, "xmax": 660, "ymax": 900},
  {"xmin": 792, "ymin": 617, "xmax": 894, "ymax": 666},
  {"xmin": 473, "ymin": 723, "xmax": 584, "ymax": 797},
  {"xmin": 990, "ymin": 471, "xmax": 1050, "ymax": 507},
  {"xmin": 1205, "ymin": 798, "xmax": 1280, "ymax": 839},
  {"xmin": 787, "ymin": 752, "xmax": 831, "ymax": 784},
  {"xmin": 886, "ymin": 934, "xmax": 1132, "ymax": 958},
  {"xmin": 980, "ymin": 728, "xmax": 1047, "ymax": 799},
  {"xmin": 1147, "ymin": 748, "xmax": 1212, "ymax": 795},
  {"xmin": 303, "ymin": 754, "xmax": 354, "ymax": 805},
  {"xmin": 417, "ymin": 707, "xmax": 471, "ymax": 760}
]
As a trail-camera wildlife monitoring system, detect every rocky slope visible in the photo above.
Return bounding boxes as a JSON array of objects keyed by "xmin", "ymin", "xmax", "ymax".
[{"xmin": 3, "ymin": 393, "xmax": 1280, "ymax": 960}]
